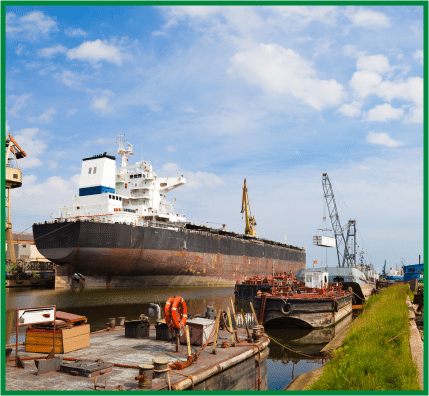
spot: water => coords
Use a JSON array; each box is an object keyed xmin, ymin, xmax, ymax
[{"xmin": 5, "ymin": 286, "xmax": 341, "ymax": 390}]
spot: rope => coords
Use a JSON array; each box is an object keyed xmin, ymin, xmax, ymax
[
  {"xmin": 33, "ymin": 222, "xmax": 73, "ymax": 241},
  {"xmin": 263, "ymin": 333, "xmax": 321, "ymax": 359}
]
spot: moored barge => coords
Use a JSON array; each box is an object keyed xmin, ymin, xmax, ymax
[{"xmin": 237, "ymin": 270, "xmax": 353, "ymax": 328}]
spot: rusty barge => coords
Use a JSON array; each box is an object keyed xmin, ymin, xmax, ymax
[
  {"xmin": 236, "ymin": 270, "xmax": 352, "ymax": 328},
  {"xmin": 32, "ymin": 136, "xmax": 305, "ymax": 287}
]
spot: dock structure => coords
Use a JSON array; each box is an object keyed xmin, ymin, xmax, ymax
[{"xmin": 6, "ymin": 327, "xmax": 269, "ymax": 391}]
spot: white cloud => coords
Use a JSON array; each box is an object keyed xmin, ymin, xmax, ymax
[
  {"xmin": 12, "ymin": 174, "xmax": 81, "ymax": 218},
  {"xmin": 365, "ymin": 103, "xmax": 404, "ymax": 122},
  {"xmin": 6, "ymin": 121, "xmax": 10, "ymax": 134},
  {"xmin": 67, "ymin": 108, "xmax": 79, "ymax": 117},
  {"xmin": 229, "ymin": 43, "xmax": 345, "ymax": 110},
  {"xmin": 185, "ymin": 107, "xmax": 197, "ymax": 113},
  {"xmin": 403, "ymin": 106, "xmax": 423, "ymax": 124},
  {"xmin": 366, "ymin": 131, "xmax": 404, "ymax": 147},
  {"xmin": 412, "ymin": 50, "xmax": 423, "ymax": 64},
  {"xmin": 167, "ymin": 145, "xmax": 177, "ymax": 152},
  {"xmin": 159, "ymin": 162, "xmax": 224, "ymax": 189},
  {"xmin": 337, "ymin": 101, "xmax": 362, "ymax": 118},
  {"xmin": 91, "ymin": 90, "xmax": 114, "ymax": 115},
  {"xmin": 6, "ymin": 11, "xmax": 57, "ymax": 39},
  {"xmin": 377, "ymin": 77, "xmax": 423, "ymax": 106},
  {"xmin": 29, "ymin": 108, "xmax": 56, "ymax": 124},
  {"xmin": 342, "ymin": 44, "xmax": 365, "ymax": 58},
  {"xmin": 349, "ymin": 70, "xmax": 383, "ymax": 98},
  {"xmin": 13, "ymin": 128, "xmax": 47, "ymax": 168},
  {"xmin": 64, "ymin": 28, "xmax": 88, "ymax": 37},
  {"xmin": 67, "ymin": 39, "xmax": 124, "ymax": 66},
  {"xmin": 159, "ymin": 6, "xmax": 338, "ymax": 38},
  {"xmin": 7, "ymin": 93, "xmax": 31, "ymax": 118},
  {"xmin": 54, "ymin": 70, "xmax": 89, "ymax": 89},
  {"xmin": 38, "ymin": 44, "xmax": 67, "ymax": 58},
  {"xmin": 356, "ymin": 54, "xmax": 392, "ymax": 74},
  {"xmin": 48, "ymin": 160, "xmax": 58, "ymax": 170},
  {"xmin": 344, "ymin": 7, "xmax": 390, "ymax": 29}
]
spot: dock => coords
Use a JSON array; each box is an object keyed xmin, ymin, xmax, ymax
[{"xmin": 6, "ymin": 326, "xmax": 269, "ymax": 391}]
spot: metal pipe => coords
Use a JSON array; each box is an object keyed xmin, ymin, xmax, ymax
[{"xmin": 171, "ymin": 337, "xmax": 270, "ymax": 390}]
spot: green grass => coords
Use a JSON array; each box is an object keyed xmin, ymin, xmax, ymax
[{"xmin": 307, "ymin": 283, "xmax": 420, "ymax": 391}]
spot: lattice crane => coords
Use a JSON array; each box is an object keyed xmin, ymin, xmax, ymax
[
  {"xmin": 322, "ymin": 173, "xmax": 356, "ymax": 268},
  {"xmin": 241, "ymin": 178, "xmax": 257, "ymax": 237}
]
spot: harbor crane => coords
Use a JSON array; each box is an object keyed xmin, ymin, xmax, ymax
[
  {"xmin": 322, "ymin": 173, "xmax": 356, "ymax": 268},
  {"xmin": 241, "ymin": 178, "xmax": 257, "ymax": 236},
  {"xmin": 5, "ymin": 134, "xmax": 26, "ymax": 270}
]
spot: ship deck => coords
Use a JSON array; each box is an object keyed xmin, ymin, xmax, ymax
[{"xmin": 6, "ymin": 326, "xmax": 269, "ymax": 391}]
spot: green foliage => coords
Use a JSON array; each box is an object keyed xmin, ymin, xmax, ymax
[{"xmin": 308, "ymin": 284, "xmax": 420, "ymax": 391}]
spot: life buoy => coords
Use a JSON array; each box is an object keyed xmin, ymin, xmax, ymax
[
  {"xmin": 164, "ymin": 296, "xmax": 175, "ymax": 326},
  {"xmin": 169, "ymin": 296, "xmax": 187, "ymax": 329}
]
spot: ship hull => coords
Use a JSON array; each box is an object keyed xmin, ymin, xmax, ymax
[
  {"xmin": 33, "ymin": 221, "xmax": 306, "ymax": 281},
  {"xmin": 253, "ymin": 294, "xmax": 353, "ymax": 329}
]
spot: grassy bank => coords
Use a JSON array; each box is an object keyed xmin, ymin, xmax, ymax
[{"xmin": 307, "ymin": 283, "xmax": 420, "ymax": 391}]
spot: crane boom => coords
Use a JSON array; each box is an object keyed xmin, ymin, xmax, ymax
[
  {"xmin": 241, "ymin": 178, "xmax": 257, "ymax": 236},
  {"xmin": 322, "ymin": 173, "xmax": 356, "ymax": 268}
]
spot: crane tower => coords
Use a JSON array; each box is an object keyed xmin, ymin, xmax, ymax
[
  {"xmin": 5, "ymin": 134, "xmax": 26, "ymax": 269},
  {"xmin": 322, "ymin": 173, "xmax": 356, "ymax": 268},
  {"xmin": 241, "ymin": 178, "xmax": 257, "ymax": 236}
]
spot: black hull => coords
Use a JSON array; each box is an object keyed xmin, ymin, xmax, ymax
[
  {"xmin": 33, "ymin": 221, "xmax": 306, "ymax": 280},
  {"xmin": 253, "ymin": 294, "xmax": 353, "ymax": 328}
]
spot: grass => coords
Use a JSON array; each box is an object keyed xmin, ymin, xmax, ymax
[{"xmin": 307, "ymin": 283, "xmax": 420, "ymax": 391}]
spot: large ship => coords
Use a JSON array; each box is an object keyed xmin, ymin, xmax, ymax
[{"xmin": 33, "ymin": 136, "xmax": 306, "ymax": 287}]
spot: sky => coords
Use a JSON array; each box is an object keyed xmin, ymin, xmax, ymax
[{"xmin": 4, "ymin": 5, "xmax": 425, "ymax": 273}]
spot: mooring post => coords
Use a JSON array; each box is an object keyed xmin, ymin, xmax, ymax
[
  {"xmin": 185, "ymin": 325, "xmax": 191, "ymax": 357},
  {"xmin": 226, "ymin": 307, "xmax": 235, "ymax": 346},
  {"xmin": 175, "ymin": 330, "xmax": 180, "ymax": 352},
  {"xmin": 241, "ymin": 309, "xmax": 251, "ymax": 340},
  {"xmin": 230, "ymin": 298, "xmax": 237, "ymax": 328},
  {"xmin": 212, "ymin": 311, "xmax": 221, "ymax": 354}
]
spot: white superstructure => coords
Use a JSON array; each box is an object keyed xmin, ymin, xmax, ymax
[{"xmin": 53, "ymin": 135, "xmax": 186, "ymax": 226}]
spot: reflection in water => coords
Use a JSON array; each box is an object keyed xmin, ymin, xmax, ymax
[{"xmin": 265, "ymin": 314, "xmax": 352, "ymax": 390}]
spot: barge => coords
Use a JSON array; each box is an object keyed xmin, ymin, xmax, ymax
[
  {"xmin": 32, "ymin": 135, "xmax": 305, "ymax": 286},
  {"xmin": 6, "ymin": 319, "xmax": 269, "ymax": 391},
  {"xmin": 237, "ymin": 270, "xmax": 353, "ymax": 328}
]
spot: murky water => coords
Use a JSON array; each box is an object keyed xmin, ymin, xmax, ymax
[{"xmin": 5, "ymin": 286, "xmax": 345, "ymax": 390}]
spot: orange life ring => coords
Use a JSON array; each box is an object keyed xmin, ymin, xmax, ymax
[
  {"xmin": 170, "ymin": 296, "xmax": 187, "ymax": 329},
  {"xmin": 164, "ymin": 296, "xmax": 175, "ymax": 326}
]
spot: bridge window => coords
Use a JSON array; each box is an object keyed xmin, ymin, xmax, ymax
[
  {"xmin": 88, "ymin": 168, "xmax": 92, "ymax": 174},
  {"xmin": 93, "ymin": 167, "xmax": 97, "ymax": 174}
]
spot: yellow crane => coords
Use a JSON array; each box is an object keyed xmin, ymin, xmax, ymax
[
  {"xmin": 5, "ymin": 133, "xmax": 26, "ymax": 270},
  {"xmin": 241, "ymin": 178, "xmax": 257, "ymax": 236}
]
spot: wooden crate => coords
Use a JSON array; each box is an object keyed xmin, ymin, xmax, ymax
[{"xmin": 25, "ymin": 324, "xmax": 90, "ymax": 354}]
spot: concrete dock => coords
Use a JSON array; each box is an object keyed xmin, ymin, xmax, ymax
[{"xmin": 6, "ymin": 326, "xmax": 269, "ymax": 391}]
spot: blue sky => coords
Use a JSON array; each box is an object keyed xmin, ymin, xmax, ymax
[{"xmin": 5, "ymin": 5, "xmax": 424, "ymax": 272}]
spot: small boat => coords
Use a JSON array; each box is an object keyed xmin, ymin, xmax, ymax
[{"xmin": 237, "ymin": 270, "xmax": 353, "ymax": 329}]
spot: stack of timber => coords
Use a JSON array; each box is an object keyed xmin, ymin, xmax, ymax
[{"xmin": 25, "ymin": 311, "xmax": 89, "ymax": 354}]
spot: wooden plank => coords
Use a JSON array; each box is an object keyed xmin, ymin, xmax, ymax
[
  {"xmin": 25, "ymin": 337, "xmax": 63, "ymax": 346},
  {"xmin": 61, "ymin": 324, "xmax": 90, "ymax": 340},
  {"xmin": 25, "ymin": 344, "xmax": 63, "ymax": 354},
  {"xmin": 62, "ymin": 334, "xmax": 90, "ymax": 353}
]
